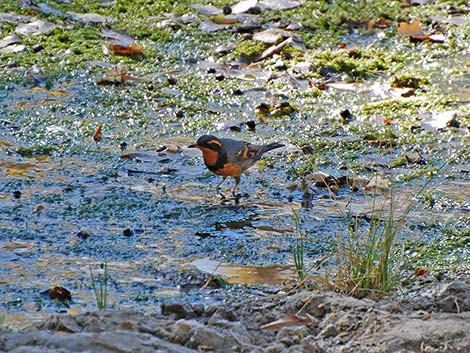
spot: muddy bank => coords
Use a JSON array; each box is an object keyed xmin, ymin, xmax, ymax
[{"xmin": 2, "ymin": 277, "xmax": 470, "ymax": 353}]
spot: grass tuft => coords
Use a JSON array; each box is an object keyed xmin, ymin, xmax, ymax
[
  {"xmin": 291, "ymin": 209, "xmax": 306, "ymax": 283},
  {"xmin": 330, "ymin": 173, "xmax": 435, "ymax": 297},
  {"xmin": 89, "ymin": 262, "xmax": 109, "ymax": 310}
]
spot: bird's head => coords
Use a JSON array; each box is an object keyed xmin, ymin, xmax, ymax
[{"xmin": 188, "ymin": 135, "xmax": 223, "ymax": 152}]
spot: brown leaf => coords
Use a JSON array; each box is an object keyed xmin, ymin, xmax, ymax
[
  {"xmin": 34, "ymin": 205, "xmax": 46, "ymax": 213},
  {"xmin": 49, "ymin": 285, "xmax": 72, "ymax": 301},
  {"xmin": 93, "ymin": 124, "xmax": 102, "ymax": 142},
  {"xmin": 31, "ymin": 86, "xmax": 69, "ymax": 97},
  {"xmin": 398, "ymin": 20, "xmax": 425, "ymax": 37},
  {"xmin": 398, "ymin": 20, "xmax": 446, "ymax": 43},
  {"xmin": 260, "ymin": 314, "xmax": 313, "ymax": 330},
  {"xmin": 415, "ymin": 268, "xmax": 429, "ymax": 276},
  {"xmin": 109, "ymin": 43, "xmax": 144, "ymax": 56},
  {"xmin": 96, "ymin": 67, "xmax": 147, "ymax": 85}
]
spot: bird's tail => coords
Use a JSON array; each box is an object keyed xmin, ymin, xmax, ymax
[{"xmin": 262, "ymin": 142, "xmax": 284, "ymax": 153}]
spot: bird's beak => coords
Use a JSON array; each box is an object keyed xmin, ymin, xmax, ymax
[{"xmin": 188, "ymin": 143, "xmax": 198, "ymax": 148}]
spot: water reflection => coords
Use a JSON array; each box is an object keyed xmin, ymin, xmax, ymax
[{"xmin": 189, "ymin": 258, "xmax": 294, "ymax": 285}]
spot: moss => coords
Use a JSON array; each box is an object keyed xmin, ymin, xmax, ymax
[
  {"xmin": 231, "ymin": 39, "xmax": 267, "ymax": 62},
  {"xmin": 17, "ymin": 146, "xmax": 57, "ymax": 157}
]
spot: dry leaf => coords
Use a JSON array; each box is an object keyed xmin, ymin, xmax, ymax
[
  {"xmin": 34, "ymin": 205, "xmax": 46, "ymax": 213},
  {"xmin": 419, "ymin": 111, "xmax": 458, "ymax": 131},
  {"xmin": 398, "ymin": 20, "xmax": 446, "ymax": 43},
  {"xmin": 256, "ymin": 37, "xmax": 292, "ymax": 61},
  {"xmin": 210, "ymin": 15, "xmax": 237, "ymax": 25},
  {"xmin": 398, "ymin": 20, "xmax": 425, "ymax": 37},
  {"xmin": 260, "ymin": 313, "xmax": 313, "ymax": 330},
  {"xmin": 31, "ymin": 86, "xmax": 69, "ymax": 97},
  {"xmin": 96, "ymin": 67, "xmax": 147, "ymax": 85},
  {"xmin": 232, "ymin": 0, "xmax": 258, "ymax": 14},
  {"xmin": 365, "ymin": 175, "xmax": 391, "ymax": 191},
  {"xmin": 93, "ymin": 124, "xmax": 102, "ymax": 142},
  {"xmin": 415, "ymin": 268, "xmax": 429, "ymax": 276},
  {"xmin": 109, "ymin": 43, "xmax": 144, "ymax": 55}
]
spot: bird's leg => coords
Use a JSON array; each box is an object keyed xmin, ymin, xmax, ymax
[
  {"xmin": 216, "ymin": 176, "xmax": 227, "ymax": 198},
  {"xmin": 232, "ymin": 175, "xmax": 241, "ymax": 198}
]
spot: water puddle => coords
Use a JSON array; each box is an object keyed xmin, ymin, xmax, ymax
[{"xmin": 188, "ymin": 258, "xmax": 294, "ymax": 286}]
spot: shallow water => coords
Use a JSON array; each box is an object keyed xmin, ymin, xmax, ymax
[{"xmin": 1, "ymin": 2, "xmax": 470, "ymax": 331}]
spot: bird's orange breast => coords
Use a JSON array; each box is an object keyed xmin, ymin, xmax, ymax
[
  {"xmin": 199, "ymin": 146, "xmax": 219, "ymax": 166},
  {"xmin": 212, "ymin": 162, "xmax": 244, "ymax": 176}
]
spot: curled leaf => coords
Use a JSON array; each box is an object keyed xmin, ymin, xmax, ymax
[
  {"xmin": 109, "ymin": 43, "xmax": 144, "ymax": 56},
  {"xmin": 398, "ymin": 20, "xmax": 425, "ymax": 37},
  {"xmin": 256, "ymin": 36, "xmax": 292, "ymax": 61},
  {"xmin": 260, "ymin": 313, "xmax": 314, "ymax": 330},
  {"xmin": 93, "ymin": 124, "xmax": 102, "ymax": 142}
]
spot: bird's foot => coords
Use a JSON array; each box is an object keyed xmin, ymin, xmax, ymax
[
  {"xmin": 216, "ymin": 187, "xmax": 226, "ymax": 199},
  {"xmin": 232, "ymin": 192, "xmax": 242, "ymax": 204}
]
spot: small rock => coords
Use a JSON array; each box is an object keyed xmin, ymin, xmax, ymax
[
  {"xmin": 123, "ymin": 228, "xmax": 134, "ymax": 237},
  {"xmin": 161, "ymin": 303, "xmax": 193, "ymax": 319},
  {"xmin": 32, "ymin": 44, "xmax": 44, "ymax": 53},
  {"xmin": 222, "ymin": 5, "xmax": 232, "ymax": 15},
  {"xmin": 76, "ymin": 230, "xmax": 91, "ymax": 240}
]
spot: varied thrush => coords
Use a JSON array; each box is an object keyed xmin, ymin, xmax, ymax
[{"xmin": 189, "ymin": 135, "xmax": 284, "ymax": 196}]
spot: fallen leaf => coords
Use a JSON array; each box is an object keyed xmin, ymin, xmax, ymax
[
  {"xmin": 102, "ymin": 28, "xmax": 135, "ymax": 47},
  {"xmin": 199, "ymin": 18, "xmax": 231, "ymax": 32},
  {"xmin": 401, "ymin": 0, "xmax": 433, "ymax": 7},
  {"xmin": 232, "ymin": 0, "xmax": 258, "ymax": 14},
  {"xmin": 0, "ymin": 34, "xmax": 21, "ymax": 49},
  {"xmin": 259, "ymin": 0, "xmax": 305, "ymax": 11},
  {"xmin": 0, "ymin": 44, "xmax": 26, "ymax": 53},
  {"xmin": 66, "ymin": 11, "xmax": 113, "ymax": 24},
  {"xmin": 34, "ymin": 205, "xmax": 46, "ymax": 213},
  {"xmin": 15, "ymin": 19, "xmax": 56, "ymax": 35},
  {"xmin": 31, "ymin": 86, "xmax": 69, "ymax": 97},
  {"xmin": 260, "ymin": 313, "xmax": 313, "ymax": 330},
  {"xmin": 415, "ymin": 268, "xmax": 429, "ymax": 276},
  {"xmin": 190, "ymin": 4, "xmax": 222, "ymax": 15},
  {"xmin": 398, "ymin": 20, "xmax": 446, "ymax": 43},
  {"xmin": 109, "ymin": 43, "xmax": 144, "ymax": 56},
  {"xmin": 96, "ymin": 67, "xmax": 148, "ymax": 85},
  {"xmin": 409, "ymin": 33, "xmax": 445, "ymax": 43},
  {"xmin": 210, "ymin": 14, "xmax": 237, "ymax": 25},
  {"xmin": 419, "ymin": 111, "xmax": 459, "ymax": 131},
  {"xmin": 93, "ymin": 124, "xmax": 102, "ymax": 142},
  {"xmin": 0, "ymin": 12, "xmax": 31, "ymax": 24},
  {"xmin": 364, "ymin": 175, "xmax": 391, "ymax": 192},
  {"xmin": 256, "ymin": 36, "xmax": 292, "ymax": 61},
  {"xmin": 398, "ymin": 20, "xmax": 425, "ymax": 37},
  {"xmin": 392, "ymin": 77, "xmax": 423, "ymax": 89},
  {"xmin": 4, "ymin": 241, "xmax": 33, "ymax": 250}
]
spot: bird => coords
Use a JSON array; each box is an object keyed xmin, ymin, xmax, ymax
[{"xmin": 189, "ymin": 135, "xmax": 284, "ymax": 197}]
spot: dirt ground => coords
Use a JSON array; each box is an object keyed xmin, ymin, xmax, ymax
[{"xmin": 2, "ymin": 274, "xmax": 470, "ymax": 353}]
